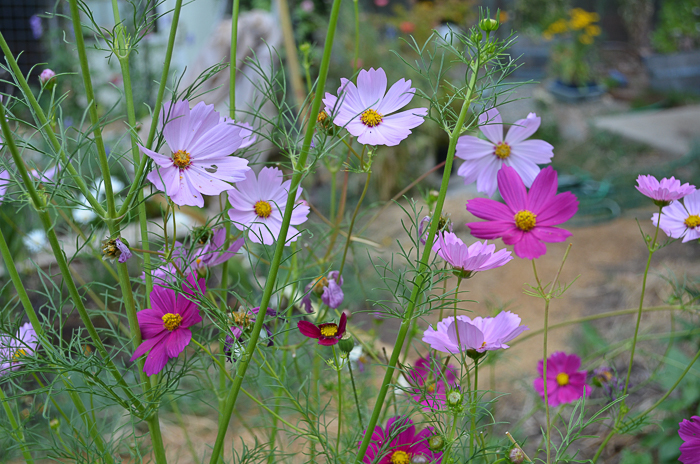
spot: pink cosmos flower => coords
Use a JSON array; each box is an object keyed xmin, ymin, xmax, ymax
[
  {"xmin": 407, "ymin": 356, "xmax": 458, "ymax": 411},
  {"xmin": 191, "ymin": 228, "xmax": 245, "ymax": 271},
  {"xmin": 139, "ymin": 100, "xmax": 251, "ymax": 208},
  {"xmin": 227, "ymin": 167, "xmax": 310, "ymax": 245},
  {"xmin": 301, "ymin": 271, "xmax": 345, "ymax": 312},
  {"xmin": 360, "ymin": 416, "xmax": 442, "ymax": 464},
  {"xmin": 679, "ymin": 416, "xmax": 700, "ymax": 464},
  {"xmin": 466, "ymin": 166, "xmax": 578, "ymax": 260},
  {"xmin": 323, "ymin": 68, "xmax": 428, "ymax": 146},
  {"xmin": 0, "ymin": 170, "xmax": 10, "ymax": 205},
  {"xmin": 533, "ymin": 352, "xmax": 591, "ymax": 407},
  {"xmin": 456, "ymin": 108, "xmax": 554, "ymax": 197},
  {"xmin": 224, "ymin": 307, "xmax": 277, "ymax": 361},
  {"xmin": 422, "ymin": 312, "xmax": 527, "ymax": 355},
  {"xmin": 131, "ymin": 274, "xmax": 205, "ymax": 376},
  {"xmin": 635, "ymin": 175, "xmax": 695, "ymax": 205},
  {"xmin": 652, "ymin": 190, "xmax": 700, "ymax": 243},
  {"xmin": 432, "ymin": 232, "xmax": 513, "ymax": 275},
  {"xmin": 0, "ymin": 323, "xmax": 39, "ymax": 375},
  {"xmin": 297, "ymin": 312, "xmax": 347, "ymax": 346},
  {"xmin": 219, "ymin": 118, "xmax": 256, "ymax": 149}
]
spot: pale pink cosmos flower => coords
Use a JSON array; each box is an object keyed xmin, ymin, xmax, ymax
[
  {"xmin": 0, "ymin": 170, "xmax": 10, "ymax": 205},
  {"xmin": 322, "ymin": 68, "xmax": 428, "ymax": 146},
  {"xmin": 422, "ymin": 312, "xmax": 528, "ymax": 355},
  {"xmin": 652, "ymin": 190, "xmax": 700, "ymax": 243},
  {"xmin": 456, "ymin": 108, "xmax": 554, "ymax": 197},
  {"xmin": 227, "ymin": 167, "xmax": 310, "ymax": 245},
  {"xmin": 636, "ymin": 174, "xmax": 695, "ymax": 205},
  {"xmin": 131, "ymin": 274, "xmax": 205, "ymax": 376},
  {"xmin": 432, "ymin": 231, "xmax": 513, "ymax": 275},
  {"xmin": 0, "ymin": 322, "xmax": 39, "ymax": 376},
  {"xmin": 534, "ymin": 352, "xmax": 591, "ymax": 407},
  {"xmin": 467, "ymin": 166, "xmax": 578, "ymax": 260},
  {"xmin": 191, "ymin": 228, "xmax": 245, "ymax": 271},
  {"xmin": 219, "ymin": 118, "xmax": 256, "ymax": 149},
  {"xmin": 139, "ymin": 100, "xmax": 250, "ymax": 208}
]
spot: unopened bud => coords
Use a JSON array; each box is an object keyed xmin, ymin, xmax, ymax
[
  {"xmin": 467, "ymin": 349, "xmax": 487, "ymax": 361},
  {"xmin": 470, "ymin": 29, "xmax": 483, "ymax": 43},
  {"xmin": 411, "ymin": 455, "xmax": 429, "ymax": 464},
  {"xmin": 428, "ymin": 434, "xmax": 445, "ymax": 452},
  {"xmin": 299, "ymin": 43, "xmax": 311, "ymax": 55},
  {"xmin": 50, "ymin": 418, "xmax": 60, "ymax": 430},
  {"xmin": 508, "ymin": 447, "xmax": 525, "ymax": 464},
  {"xmin": 39, "ymin": 69, "xmax": 56, "ymax": 89},
  {"xmin": 479, "ymin": 18, "xmax": 499, "ymax": 32},
  {"xmin": 338, "ymin": 334, "xmax": 354, "ymax": 355},
  {"xmin": 447, "ymin": 389, "xmax": 463, "ymax": 406}
]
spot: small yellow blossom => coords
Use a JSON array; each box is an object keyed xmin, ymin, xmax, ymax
[{"xmin": 579, "ymin": 34, "xmax": 594, "ymax": 45}]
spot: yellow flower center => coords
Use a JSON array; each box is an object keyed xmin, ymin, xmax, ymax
[
  {"xmin": 494, "ymin": 142, "xmax": 511, "ymax": 159},
  {"xmin": 12, "ymin": 349, "xmax": 28, "ymax": 362},
  {"xmin": 319, "ymin": 324, "xmax": 338, "ymax": 338},
  {"xmin": 514, "ymin": 210, "xmax": 537, "ymax": 231},
  {"xmin": 556, "ymin": 372, "xmax": 570, "ymax": 386},
  {"xmin": 254, "ymin": 200, "xmax": 272, "ymax": 219},
  {"xmin": 685, "ymin": 214, "xmax": 700, "ymax": 229},
  {"xmin": 427, "ymin": 384, "xmax": 435, "ymax": 393},
  {"xmin": 313, "ymin": 276, "xmax": 329, "ymax": 294},
  {"xmin": 162, "ymin": 313, "xmax": 183, "ymax": 331},
  {"xmin": 360, "ymin": 109, "xmax": 383, "ymax": 127},
  {"xmin": 390, "ymin": 450, "xmax": 411, "ymax": 464},
  {"xmin": 317, "ymin": 111, "xmax": 328, "ymax": 123},
  {"xmin": 172, "ymin": 150, "xmax": 192, "ymax": 169},
  {"xmin": 231, "ymin": 311, "xmax": 252, "ymax": 328}
]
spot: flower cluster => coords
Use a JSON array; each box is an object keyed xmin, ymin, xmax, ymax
[{"xmin": 543, "ymin": 8, "xmax": 601, "ymax": 43}]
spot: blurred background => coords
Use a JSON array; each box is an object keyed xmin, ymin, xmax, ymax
[{"xmin": 1, "ymin": 0, "xmax": 700, "ymax": 462}]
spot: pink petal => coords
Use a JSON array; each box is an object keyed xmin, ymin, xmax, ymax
[
  {"xmin": 532, "ymin": 226, "xmax": 572, "ymax": 243},
  {"xmin": 165, "ymin": 328, "xmax": 192, "ymax": 358},
  {"xmin": 537, "ymin": 192, "xmax": 579, "ymax": 226},
  {"xmin": 143, "ymin": 343, "xmax": 170, "ymax": 376},
  {"xmin": 479, "ymin": 108, "xmax": 504, "ymax": 144},
  {"xmin": 476, "ymin": 157, "xmax": 503, "ymax": 197},
  {"xmin": 298, "ymin": 321, "xmax": 321, "ymax": 339},
  {"xmin": 510, "ymin": 139, "xmax": 554, "ymax": 164},
  {"xmin": 467, "ymin": 221, "xmax": 514, "ymax": 239},
  {"xmin": 170, "ymin": 174, "xmax": 205, "ymax": 207},
  {"xmin": 527, "ymin": 166, "xmax": 557, "ymax": 213},
  {"xmin": 139, "ymin": 145, "xmax": 174, "ymax": 168},
  {"xmin": 466, "ymin": 198, "xmax": 513, "ymax": 221},
  {"xmin": 505, "ymin": 155, "xmax": 540, "ymax": 188},
  {"xmin": 455, "ymin": 135, "xmax": 495, "ymax": 161},
  {"xmin": 512, "ymin": 232, "xmax": 547, "ymax": 259},
  {"xmin": 137, "ymin": 310, "xmax": 167, "ymax": 339},
  {"xmin": 357, "ymin": 68, "xmax": 387, "ymax": 109},
  {"xmin": 377, "ymin": 78, "xmax": 415, "ymax": 114},
  {"xmin": 505, "ymin": 113, "xmax": 541, "ymax": 144},
  {"xmin": 497, "ymin": 166, "xmax": 528, "ymax": 211},
  {"xmin": 131, "ymin": 332, "xmax": 168, "ymax": 361}
]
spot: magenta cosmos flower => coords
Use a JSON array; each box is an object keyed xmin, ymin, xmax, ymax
[
  {"xmin": 456, "ymin": 108, "xmax": 554, "ymax": 197},
  {"xmin": 652, "ymin": 190, "xmax": 700, "ymax": 243},
  {"xmin": 0, "ymin": 323, "xmax": 39, "ymax": 375},
  {"xmin": 679, "ymin": 416, "xmax": 700, "ymax": 463},
  {"xmin": 433, "ymin": 232, "xmax": 513, "ymax": 276},
  {"xmin": 533, "ymin": 352, "xmax": 591, "ymax": 407},
  {"xmin": 227, "ymin": 167, "xmax": 310, "ymax": 245},
  {"xmin": 407, "ymin": 356, "xmax": 458, "ymax": 411},
  {"xmin": 467, "ymin": 166, "xmax": 578, "ymax": 260},
  {"xmin": 422, "ymin": 311, "xmax": 527, "ymax": 355},
  {"xmin": 636, "ymin": 175, "xmax": 695, "ymax": 205},
  {"xmin": 131, "ymin": 274, "xmax": 205, "ymax": 375},
  {"xmin": 323, "ymin": 68, "xmax": 428, "ymax": 146},
  {"xmin": 360, "ymin": 416, "xmax": 442, "ymax": 464},
  {"xmin": 139, "ymin": 100, "xmax": 250, "ymax": 208},
  {"xmin": 297, "ymin": 312, "xmax": 347, "ymax": 346}
]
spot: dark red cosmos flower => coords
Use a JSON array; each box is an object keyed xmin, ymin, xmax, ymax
[{"xmin": 297, "ymin": 312, "xmax": 347, "ymax": 346}]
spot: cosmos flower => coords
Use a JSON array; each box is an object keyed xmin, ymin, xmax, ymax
[
  {"xmin": 636, "ymin": 175, "xmax": 695, "ymax": 206},
  {"xmin": 432, "ymin": 232, "xmax": 513, "ymax": 276},
  {"xmin": 297, "ymin": 312, "xmax": 347, "ymax": 346},
  {"xmin": 679, "ymin": 416, "xmax": 700, "ymax": 464},
  {"xmin": 219, "ymin": 118, "xmax": 256, "ymax": 149},
  {"xmin": 140, "ymin": 100, "xmax": 251, "ymax": 207},
  {"xmin": 407, "ymin": 356, "xmax": 458, "ymax": 411},
  {"xmin": 456, "ymin": 108, "xmax": 554, "ymax": 197},
  {"xmin": 102, "ymin": 237, "xmax": 132, "ymax": 263},
  {"xmin": 301, "ymin": 271, "xmax": 345, "ymax": 312},
  {"xmin": 360, "ymin": 416, "xmax": 442, "ymax": 464},
  {"xmin": 652, "ymin": 190, "xmax": 700, "ymax": 243},
  {"xmin": 467, "ymin": 166, "xmax": 578, "ymax": 260},
  {"xmin": 23, "ymin": 229, "xmax": 48, "ymax": 253},
  {"xmin": 418, "ymin": 214, "xmax": 453, "ymax": 246},
  {"xmin": 224, "ymin": 307, "xmax": 277, "ymax": 361},
  {"xmin": 130, "ymin": 274, "xmax": 205, "ymax": 376},
  {"xmin": 0, "ymin": 170, "xmax": 10, "ymax": 205},
  {"xmin": 191, "ymin": 228, "xmax": 245, "ymax": 271},
  {"xmin": 422, "ymin": 312, "xmax": 527, "ymax": 355},
  {"xmin": 323, "ymin": 68, "xmax": 428, "ymax": 146},
  {"xmin": 227, "ymin": 167, "xmax": 310, "ymax": 246},
  {"xmin": 0, "ymin": 323, "xmax": 39, "ymax": 375},
  {"xmin": 533, "ymin": 352, "xmax": 591, "ymax": 407}
]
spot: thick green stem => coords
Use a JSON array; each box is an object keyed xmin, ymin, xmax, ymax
[
  {"xmin": 624, "ymin": 206, "xmax": 663, "ymax": 397},
  {"xmin": 0, "ymin": 388, "xmax": 35, "ymax": 464},
  {"xmin": 354, "ymin": 58, "xmax": 480, "ymax": 463},
  {"xmin": 206, "ymin": 0, "xmax": 343, "ymax": 460}
]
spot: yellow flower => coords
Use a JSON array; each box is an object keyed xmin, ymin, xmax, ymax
[
  {"xmin": 585, "ymin": 25, "xmax": 601, "ymax": 37},
  {"xmin": 579, "ymin": 34, "xmax": 593, "ymax": 45},
  {"xmin": 543, "ymin": 32, "xmax": 553, "ymax": 41}
]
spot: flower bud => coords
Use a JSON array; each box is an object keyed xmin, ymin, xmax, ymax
[
  {"xmin": 428, "ymin": 434, "xmax": 445, "ymax": 452},
  {"xmin": 299, "ymin": 42, "xmax": 311, "ymax": 55},
  {"xmin": 317, "ymin": 110, "xmax": 338, "ymax": 136},
  {"xmin": 50, "ymin": 418, "xmax": 60, "ymax": 430},
  {"xmin": 470, "ymin": 29, "xmax": 483, "ymax": 43},
  {"xmin": 508, "ymin": 447, "xmax": 525, "ymax": 464},
  {"xmin": 338, "ymin": 334, "xmax": 354, "ymax": 355},
  {"xmin": 479, "ymin": 18, "xmax": 499, "ymax": 32},
  {"xmin": 447, "ymin": 389, "xmax": 463, "ymax": 406},
  {"xmin": 466, "ymin": 349, "xmax": 487, "ymax": 361},
  {"xmin": 39, "ymin": 69, "xmax": 56, "ymax": 89},
  {"xmin": 411, "ymin": 455, "xmax": 429, "ymax": 464},
  {"xmin": 191, "ymin": 225, "xmax": 213, "ymax": 245}
]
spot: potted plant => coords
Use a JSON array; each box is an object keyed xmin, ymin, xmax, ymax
[{"xmin": 543, "ymin": 8, "xmax": 606, "ymax": 102}]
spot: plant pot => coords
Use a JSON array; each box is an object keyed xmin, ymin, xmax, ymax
[
  {"xmin": 547, "ymin": 79, "xmax": 606, "ymax": 102},
  {"xmin": 644, "ymin": 50, "xmax": 700, "ymax": 95}
]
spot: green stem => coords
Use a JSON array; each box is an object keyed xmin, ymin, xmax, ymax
[
  {"xmin": 471, "ymin": 361, "xmax": 479, "ymax": 459},
  {"xmin": 337, "ymin": 170, "xmax": 371, "ymax": 277},
  {"xmin": 229, "ymin": 0, "xmax": 240, "ymax": 118},
  {"xmin": 0, "ymin": 388, "xmax": 35, "ymax": 464},
  {"xmin": 355, "ymin": 58, "xmax": 480, "ymax": 463},
  {"xmin": 333, "ymin": 347, "xmax": 343, "ymax": 456},
  {"xmin": 624, "ymin": 206, "xmax": 663, "ymax": 397},
  {"xmin": 352, "ymin": 0, "xmax": 360, "ymax": 73},
  {"xmin": 541, "ymin": 293, "xmax": 551, "ymax": 464},
  {"xmin": 347, "ymin": 356, "xmax": 364, "ymax": 429},
  {"xmin": 206, "ymin": 0, "xmax": 343, "ymax": 460}
]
